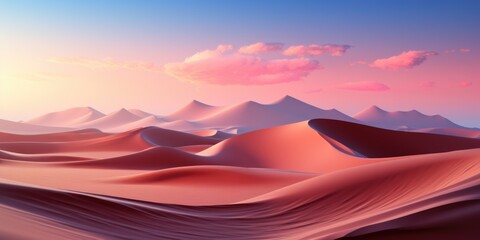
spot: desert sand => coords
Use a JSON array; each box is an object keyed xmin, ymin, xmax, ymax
[{"xmin": 1, "ymin": 117, "xmax": 480, "ymax": 239}]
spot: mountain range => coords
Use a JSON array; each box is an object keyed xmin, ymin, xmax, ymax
[{"xmin": 1, "ymin": 95, "xmax": 477, "ymax": 138}]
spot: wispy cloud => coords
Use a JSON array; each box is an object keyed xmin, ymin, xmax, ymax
[
  {"xmin": 337, "ymin": 81, "xmax": 390, "ymax": 91},
  {"xmin": 444, "ymin": 48, "xmax": 471, "ymax": 54},
  {"xmin": 164, "ymin": 44, "xmax": 321, "ymax": 85},
  {"xmin": 238, "ymin": 42, "xmax": 284, "ymax": 54},
  {"xmin": 48, "ymin": 57, "xmax": 163, "ymax": 72},
  {"xmin": 283, "ymin": 44, "xmax": 351, "ymax": 57},
  {"xmin": 370, "ymin": 50, "xmax": 438, "ymax": 70}
]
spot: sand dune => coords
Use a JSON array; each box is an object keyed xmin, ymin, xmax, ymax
[
  {"xmin": 191, "ymin": 129, "xmax": 235, "ymax": 140},
  {"xmin": 309, "ymin": 119, "xmax": 480, "ymax": 158},
  {"xmin": 0, "ymin": 126, "xmax": 219, "ymax": 154},
  {"xmin": 1, "ymin": 118, "xmax": 479, "ymax": 239},
  {"xmin": 0, "ymin": 150, "xmax": 89, "ymax": 162},
  {"xmin": 0, "ymin": 119, "xmax": 73, "ymax": 134},
  {"xmin": 1, "ymin": 148, "xmax": 478, "ymax": 238},
  {"xmin": 0, "ymin": 128, "xmax": 107, "ymax": 142}
]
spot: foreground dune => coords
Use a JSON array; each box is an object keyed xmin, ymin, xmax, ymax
[{"xmin": 0, "ymin": 119, "xmax": 479, "ymax": 239}]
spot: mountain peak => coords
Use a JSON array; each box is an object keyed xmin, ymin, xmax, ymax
[
  {"xmin": 187, "ymin": 100, "xmax": 212, "ymax": 108},
  {"xmin": 164, "ymin": 99, "xmax": 220, "ymax": 121},
  {"xmin": 116, "ymin": 108, "xmax": 130, "ymax": 113},
  {"xmin": 280, "ymin": 95, "xmax": 295, "ymax": 101},
  {"xmin": 368, "ymin": 105, "xmax": 385, "ymax": 112},
  {"xmin": 26, "ymin": 106, "xmax": 105, "ymax": 127},
  {"xmin": 354, "ymin": 105, "xmax": 463, "ymax": 130},
  {"xmin": 355, "ymin": 105, "xmax": 387, "ymax": 116},
  {"xmin": 274, "ymin": 95, "xmax": 302, "ymax": 104},
  {"xmin": 110, "ymin": 108, "xmax": 139, "ymax": 118}
]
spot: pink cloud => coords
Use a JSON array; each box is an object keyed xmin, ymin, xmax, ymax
[
  {"xmin": 337, "ymin": 81, "xmax": 390, "ymax": 91},
  {"xmin": 460, "ymin": 81, "xmax": 473, "ymax": 87},
  {"xmin": 49, "ymin": 57, "xmax": 162, "ymax": 71},
  {"xmin": 164, "ymin": 44, "xmax": 320, "ymax": 85},
  {"xmin": 238, "ymin": 42, "xmax": 284, "ymax": 54},
  {"xmin": 444, "ymin": 48, "xmax": 471, "ymax": 54},
  {"xmin": 370, "ymin": 50, "xmax": 438, "ymax": 70},
  {"xmin": 283, "ymin": 44, "xmax": 351, "ymax": 56},
  {"xmin": 184, "ymin": 44, "xmax": 233, "ymax": 62}
]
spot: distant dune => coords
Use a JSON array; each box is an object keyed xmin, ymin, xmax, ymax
[{"xmin": 0, "ymin": 119, "xmax": 73, "ymax": 134}]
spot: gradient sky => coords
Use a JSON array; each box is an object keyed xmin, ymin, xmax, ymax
[{"xmin": 1, "ymin": 0, "xmax": 479, "ymax": 126}]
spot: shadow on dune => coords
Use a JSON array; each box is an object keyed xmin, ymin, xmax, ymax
[{"xmin": 309, "ymin": 119, "xmax": 480, "ymax": 158}]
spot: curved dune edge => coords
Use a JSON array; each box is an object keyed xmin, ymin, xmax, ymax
[
  {"xmin": 308, "ymin": 119, "xmax": 480, "ymax": 158},
  {"xmin": 106, "ymin": 165, "xmax": 314, "ymax": 184},
  {"xmin": 0, "ymin": 150, "xmax": 90, "ymax": 162},
  {"xmin": 0, "ymin": 128, "xmax": 108, "ymax": 143},
  {"xmin": 340, "ymin": 199, "xmax": 480, "ymax": 240}
]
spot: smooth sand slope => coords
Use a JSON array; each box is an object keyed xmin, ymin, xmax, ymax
[{"xmin": 1, "ymin": 119, "xmax": 479, "ymax": 239}]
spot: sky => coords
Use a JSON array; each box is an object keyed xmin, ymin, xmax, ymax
[{"xmin": 1, "ymin": 0, "xmax": 479, "ymax": 127}]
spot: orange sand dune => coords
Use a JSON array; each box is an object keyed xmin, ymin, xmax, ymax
[
  {"xmin": 191, "ymin": 129, "xmax": 235, "ymax": 140},
  {"xmin": 0, "ymin": 150, "xmax": 88, "ymax": 162},
  {"xmin": 0, "ymin": 119, "xmax": 73, "ymax": 134},
  {"xmin": 0, "ymin": 128, "xmax": 108, "ymax": 142},
  {"xmin": 60, "ymin": 146, "xmax": 205, "ymax": 169},
  {"xmin": 309, "ymin": 119, "xmax": 480, "ymax": 157},
  {"xmin": 0, "ymin": 119, "xmax": 479, "ymax": 239},
  {"xmin": 0, "ymin": 126, "xmax": 219, "ymax": 154},
  {"xmin": 200, "ymin": 119, "xmax": 480, "ymax": 172}
]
